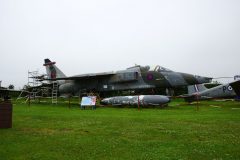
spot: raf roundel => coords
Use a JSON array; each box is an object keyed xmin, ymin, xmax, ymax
[
  {"xmin": 228, "ymin": 86, "xmax": 233, "ymax": 91},
  {"xmin": 147, "ymin": 74, "xmax": 154, "ymax": 80}
]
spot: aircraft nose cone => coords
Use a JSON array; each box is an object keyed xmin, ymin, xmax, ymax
[
  {"xmin": 166, "ymin": 97, "xmax": 171, "ymax": 103},
  {"xmin": 163, "ymin": 96, "xmax": 171, "ymax": 104},
  {"xmin": 143, "ymin": 95, "xmax": 170, "ymax": 105},
  {"xmin": 100, "ymin": 98, "xmax": 111, "ymax": 105},
  {"xmin": 100, "ymin": 99, "xmax": 107, "ymax": 105}
]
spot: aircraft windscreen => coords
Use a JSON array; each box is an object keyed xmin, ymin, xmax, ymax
[
  {"xmin": 139, "ymin": 65, "xmax": 150, "ymax": 72},
  {"xmin": 149, "ymin": 65, "xmax": 172, "ymax": 72}
]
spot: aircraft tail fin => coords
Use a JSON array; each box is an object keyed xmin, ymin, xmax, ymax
[
  {"xmin": 43, "ymin": 59, "xmax": 66, "ymax": 79},
  {"xmin": 188, "ymin": 84, "xmax": 207, "ymax": 95},
  {"xmin": 230, "ymin": 80, "xmax": 240, "ymax": 96}
]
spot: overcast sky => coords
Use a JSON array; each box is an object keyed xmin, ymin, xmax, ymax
[{"xmin": 0, "ymin": 0, "xmax": 240, "ymax": 89}]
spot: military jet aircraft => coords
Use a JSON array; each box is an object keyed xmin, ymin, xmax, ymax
[
  {"xmin": 182, "ymin": 80, "xmax": 240, "ymax": 102},
  {"xmin": 43, "ymin": 59, "xmax": 212, "ymax": 97}
]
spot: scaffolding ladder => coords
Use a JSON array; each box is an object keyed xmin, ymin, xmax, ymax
[{"xmin": 52, "ymin": 81, "xmax": 58, "ymax": 104}]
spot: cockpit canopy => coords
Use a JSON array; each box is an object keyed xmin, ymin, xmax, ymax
[
  {"xmin": 150, "ymin": 65, "xmax": 172, "ymax": 72},
  {"xmin": 139, "ymin": 65, "xmax": 172, "ymax": 72},
  {"xmin": 127, "ymin": 65, "xmax": 172, "ymax": 72}
]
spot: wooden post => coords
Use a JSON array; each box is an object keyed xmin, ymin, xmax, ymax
[
  {"xmin": 196, "ymin": 94, "xmax": 199, "ymax": 111},
  {"xmin": 138, "ymin": 95, "xmax": 140, "ymax": 111},
  {"xmin": 28, "ymin": 93, "xmax": 31, "ymax": 107},
  {"xmin": 0, "ymin": 101, "xmax": 12, "ymax": 128},
  {"xmin": 68, "ymin": 96, "xmax": 71, "ymax": 108}
]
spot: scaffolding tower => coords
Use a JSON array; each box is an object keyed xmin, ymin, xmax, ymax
[
  {"xmin": 28, "ymin": 70, "xmax": 42, "ymax": 98},
  {"xmin": 17, "ymin": 69, "xmax": 60, "ymax": 104},
  {"xmin": 17, "ymin": 70, "xmax": 52, "ymax": 101}
]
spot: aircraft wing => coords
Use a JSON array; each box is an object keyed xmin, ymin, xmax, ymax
[
  {"xmin": 230, "ymin": 80, "xmax": 240, "ymax": 96},
  {"xmin": 45, "ymin": 72, "xmax": 115, "ymax": 81}
]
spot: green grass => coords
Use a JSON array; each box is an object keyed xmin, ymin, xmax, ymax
[{"xmin": 0, "ymin": 99, "xmax": 240, "ymax": 160}]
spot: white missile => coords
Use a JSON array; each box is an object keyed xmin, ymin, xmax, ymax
[{"xmin": 101, "ymin": 95, "xmax": 170, "ymax": 106}]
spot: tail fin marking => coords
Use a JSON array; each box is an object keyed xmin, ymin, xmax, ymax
[{"xmin": 43, "ymin": 58, "xmax": 66, "ymax": 79}]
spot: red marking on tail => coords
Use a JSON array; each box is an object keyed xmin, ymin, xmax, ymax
[{"xmin": 43, "ymin": 62, "xmax": 56, "ymax": 66}]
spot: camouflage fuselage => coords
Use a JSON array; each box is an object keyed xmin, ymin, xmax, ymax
[{"xmin": 59, "ymin": 65, "xmax": 211, "ymax": 96}]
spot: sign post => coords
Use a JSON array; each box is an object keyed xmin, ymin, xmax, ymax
[{"xmin": 80, "ymin": 96, "xmax": 97, "ymax": 110}]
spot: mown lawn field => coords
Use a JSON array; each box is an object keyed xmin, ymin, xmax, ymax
[{"xmin": 0, "ymin": 99, "xmax": 240, "ymax": 160}]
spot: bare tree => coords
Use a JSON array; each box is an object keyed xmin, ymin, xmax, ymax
[{"xmin": 8, "ymin": 84, "xmax": 14, "ymax": 90}]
